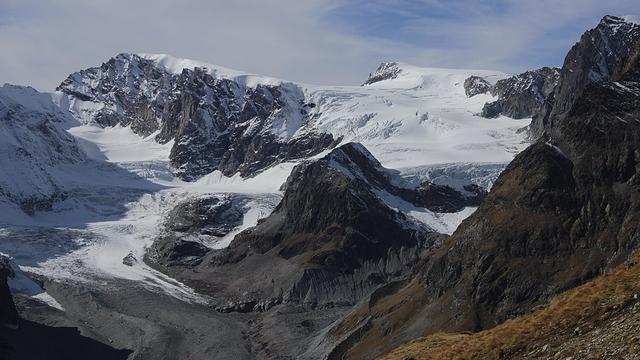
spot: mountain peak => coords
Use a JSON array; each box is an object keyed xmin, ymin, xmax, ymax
[
  {"xmin": 363, "ymin": 62, "xmax": 403, "ymax": 85},
  {"xmin": 601, "ymin": 14, "xmax": 640, "ymax": 26},
  {"xmin": 599, "ymin": 15, "xmax": 640, "ymax": 36}
]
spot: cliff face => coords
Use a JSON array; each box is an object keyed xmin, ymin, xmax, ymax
[
  {"xmin": 326, "ymin": 16, "xmax": 640, "ymax": 359},
  {"xmin": 143, "ymin": 143, "xmax": 490, "ymax": 310},
  {"xmin": 0, "ymin": 256, "xmax": 19, "ymax": 356},
  {"xmin": 481, "ymin": 67, "xmax": 560, "ymax": 119},
  {"xmin": 58, "ymin": 54, "xmax": 336, "ymax": 180},
  {"xmin": 531, "ymin": 15, "xmax": 640, "ymax": 138}
]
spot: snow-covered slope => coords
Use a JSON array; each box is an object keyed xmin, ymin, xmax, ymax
[
  {"xmin": 305, "ymin": 62, "xmax": 525, "ymax": 169},
  {"xmin": 0, "ymin": 84, "xmax": 85, "ymax": 216}
]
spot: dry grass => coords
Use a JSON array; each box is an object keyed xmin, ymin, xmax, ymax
[{"xmin": 379, "ymin": 254, "xmax": 640, "ymax": 360}]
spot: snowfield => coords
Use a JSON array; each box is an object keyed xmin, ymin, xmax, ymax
[{"xmin": 0, "ymin": 57, "xmax": 529, "ymax": 309}]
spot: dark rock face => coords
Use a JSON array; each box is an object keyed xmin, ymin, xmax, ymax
[
  {"xmin": 0, "ymin": 256, "xmax": 19, "ymax": 331},
  {"xmin": 211, "ymin": 143, "xmax": 435, "ymax": 268},
  {"xmin": 146, "ymin": 194, "xmax": 246, "ymax": 267},
  {"xmin": 19, "ymin": 192, "xmax": 67, "ymax": 216},
  {"xmin": 165, "ymin": 195, "xmax": 244, "ymax": 236},
  {"xmin": 58, "ymin": 54, "xmax": 336, "ymax": 180},
  {"xmin": 363, "ymin": 62, "xmax": 402, "ymax": 85},
  {"xmin": 411, "ymin": 183, "xmax": 485, "ymax": 213},
  {"xmin": 328, "ymin": 16, "xmax": 640, "ymax": 359},
  {"xmin": 479, "ymin": 67, "xmax": 560, "ymax": 119},
  {"xmin": 145, "ymin": 143, "xmax": 463, "ymax": 310},
  {"xmin": 480, "ymin": 99, "xmax": 506, "ymax": 119},
  {"xmin": 531, "ymin": 15, "xmax": 640, "ymax": 137},
  {"xmin": 463, "ymin": 76, "xmax": 491, "ymax": 97}
]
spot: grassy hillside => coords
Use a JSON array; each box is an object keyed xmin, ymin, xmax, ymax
[{"xmin": 380, "ymin": 253, "xmax": 640, "ymax": 360}]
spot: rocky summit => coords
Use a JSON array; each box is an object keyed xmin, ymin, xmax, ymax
[
  {"xmin": 2, "ymin": 12, "xmax": 640, "ymax": 360},
  {"xmin": 323, "ymin": 15, "xmax": 640, "ymax": 359},
  {"xmin": 58, "ymin": 53, "xmax": 336, "ymax": 180}
]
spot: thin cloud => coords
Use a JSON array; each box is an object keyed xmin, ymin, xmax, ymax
[{"xmin": 1, "ymin": 0, "xmax": 639, "ymax": 90}]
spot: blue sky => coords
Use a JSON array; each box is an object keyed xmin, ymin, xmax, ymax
[{"xmin": 1, "ymin": 0, "xmax": 640, "ymax": 90}]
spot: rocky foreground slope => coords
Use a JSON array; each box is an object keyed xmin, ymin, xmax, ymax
[
  {"xmin": 330, "ymin": 14, "xmax": 640, "ymax": 359},
  {"xmin": 382, "ymin": 253, "xmax": 640, "ymax": 360}
]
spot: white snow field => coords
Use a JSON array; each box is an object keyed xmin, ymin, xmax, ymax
[{"xmin": 0, "ymin": 57, "xmax": 530, "ymax": 308}]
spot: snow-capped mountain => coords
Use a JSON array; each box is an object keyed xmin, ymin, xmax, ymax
[
  {"xmin": 58, "ymin": 53, "xmax": 528, "ymax": 181},
  {"xmin": 0, "ymin": 52, "xmax": 531, "ymax": 307},
  {"xmin": 2, "ymin": 47, "xmax": 532, "ymax": 360},
  {"xmin": 58, "ymin": 53, "xmax": 335, "ymax": 180}
]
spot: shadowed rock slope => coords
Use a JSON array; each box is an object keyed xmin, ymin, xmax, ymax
[
  {"xmin": 323, "ymin": 15, "xmax": 640, "ymax": 359},
  {"xmin": 0, "ymin": 255, "xmax": 132, "ymax": 360},
  {"xmin": 532, "ymin": 15, "xmax": 640, "ymax": 138},
  {"xmin": 145, "ymin": 143, "xmax": 486, "ymax": 311}
]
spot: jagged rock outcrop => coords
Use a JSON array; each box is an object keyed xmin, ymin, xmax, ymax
[
  {"xmin": 463, "ymin": 76, "xmax": 491, "ymax": 97},
  {"xmin": 363, "ymin": 62, "xmax": 402, "ymax": 85},
  {"xmin": 531, "ymin": 15, "xmax": 640, "ymax": 137},
  {"xmin": 478, "ymin": 67, "xmax": 560, "ymax": 119},
  {"xmin": 145, "ymin": 143, "xmax": 487, "ymax": 310},
  {"xmin": 326, "ymin": 15, "xmax": 640, "ymax": 359},
  {"xmin": 58, "ymin": 53, "xmax": 337, "ymax": 180},
  {"xmin": 146, "ymin": 194, "xmax": 247, "ymax": 267}
]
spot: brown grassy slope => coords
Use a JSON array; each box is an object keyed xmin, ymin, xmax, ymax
[{"xmin": 379, "ymin": 254, "xmax": 640, "ymax": 360}]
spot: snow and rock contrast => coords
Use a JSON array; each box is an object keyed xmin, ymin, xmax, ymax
[
  {"xmin": 58, "ymin": 53, "xmax": 336, "ymax": 180},
  {"xmin": 481, "ymin": 67, "xmax": 560, "ymax": 119},
  {"xmin": 531, "ymin": 15, "xmax": 640, "ymax": 137},
  {"xmin": 147, "ymin": 143, "xmax": 447, "ymax": 311},
  {"xmin": 327, "ymin": 15, "xmax": 640, "ymax": 359},
  {"xmin": 0, "ymin": 48, "xmax": 535, "ymax": 359}
]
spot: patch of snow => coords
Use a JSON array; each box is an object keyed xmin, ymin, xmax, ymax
[
  {"xmin": 209, "ymin": 196, "xmax": 279, "ymax": 249},
  {"xmin": 373, "ymin": 189, "xmax": 477, "ymax": 235},
  {"xmin": 622, "ymin": 15, "xmax": 640, "ymax": 26},
  {"xmin": 1, "ymin": 253, "xmax": 65, "ymax": 311},
  {"xmin": 139, "ymin": 53, "xmax": 285, "ymax": 87}
]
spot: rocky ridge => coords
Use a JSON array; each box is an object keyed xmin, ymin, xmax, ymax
[
  {"xmin": 531, "ymin": 15, "xmax": 640, "ymax": 137},
  {"xmin": 363, "ymin": 62, "xmax": 403, "ymax": 85},
  {"xmin": 144, "ymin": 143, "xmax": 488, "ymax": 312},
  {"xmin": 58, "ymin": 53, "xmax": 337, "ymax": 180},
  {"xmin": 464, "ymin": 67, "xmax": 560, "ymax": 119},
  {"xmin": 325, "ymin": 15, "xmax": 640, "ymax": 359}
]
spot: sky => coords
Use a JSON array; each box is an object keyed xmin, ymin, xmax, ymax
[{"xmin": 1, "ymin": 0, "xmax": 640, "ymax": 91}]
